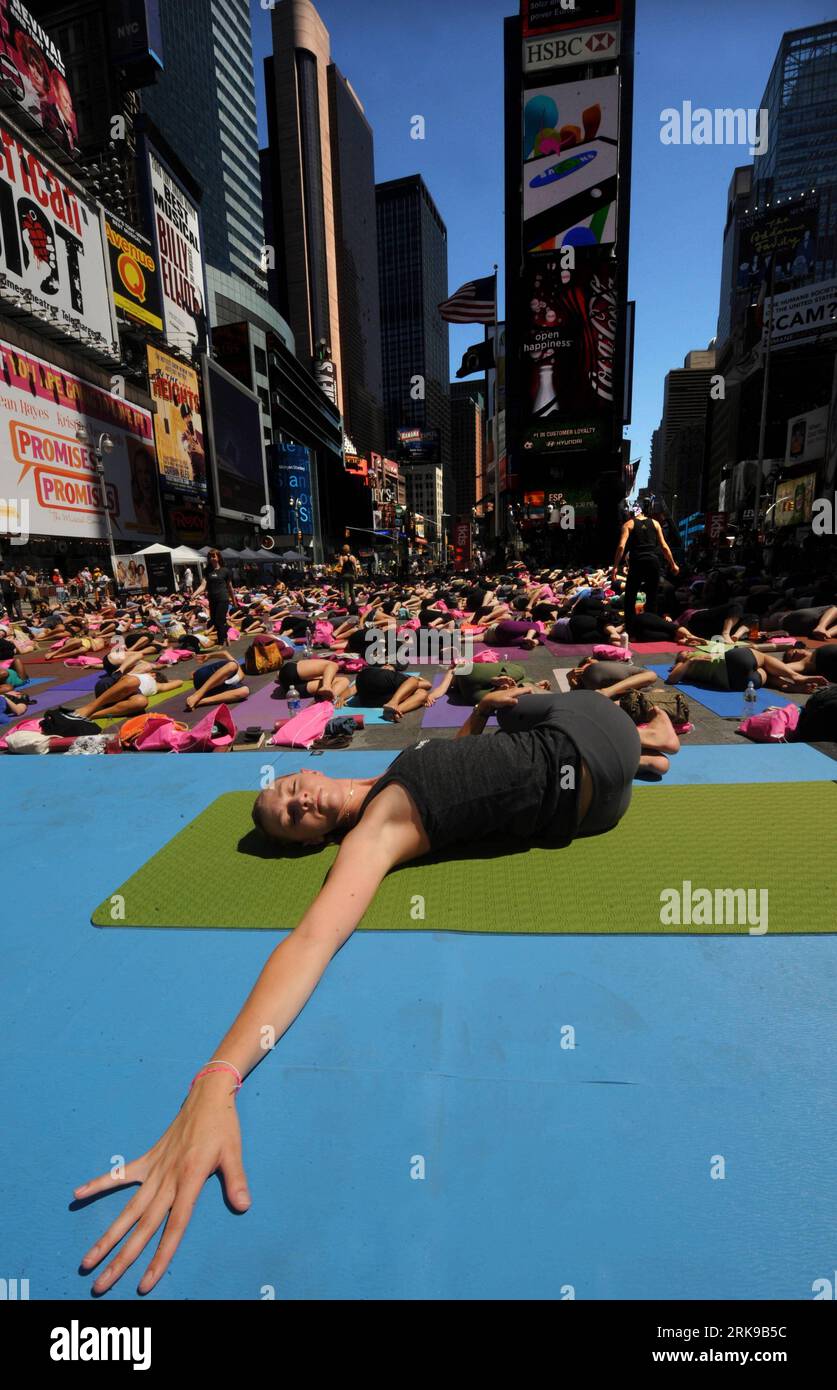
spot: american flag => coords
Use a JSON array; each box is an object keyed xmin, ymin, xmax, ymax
[{"xmin": 438, "ymin": 275, "xmax": 496, "ymax": 325}]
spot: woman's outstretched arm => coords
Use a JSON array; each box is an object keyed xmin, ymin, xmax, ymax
[{"xmin": 75, "ymin": 792, "xmax": 428, "ymax": 1295}]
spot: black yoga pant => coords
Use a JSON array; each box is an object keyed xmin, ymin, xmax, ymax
[
  {"xmin": 784, "ymin": 606, "xmax": 830, "ymax": 636},
  {"xmin": 355, "ymin": 666, "xmax": 412, "ymax": 706},
  {"xmin": 624, "ymin": 557, "xmax": 661, "ymax": 620},
  {"xmin": 210, "ymin": 600, "xmax": 229, "ymax": 640},
  {"xmin": 688, "ymin": 603, "xmax": 744, "ymax": 639},
  {"xmin": 724, "ymin": 646, "xmax": 759, "ymax": 691},
  {"xmin": 568, "ymin": 614, "xmax": 604, "ymax": 642},
  {"xmin": 627, "ymin": 611, "xmax": 679, "ymax": 641}
]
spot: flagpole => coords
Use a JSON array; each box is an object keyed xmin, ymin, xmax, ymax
[
  {"xmin": 753, "ymin": 253, "xmax": 776, "ymax": 534},
  {"xmin": 491, "ymin": 263, "xmax": 499, "ymax": 553}
]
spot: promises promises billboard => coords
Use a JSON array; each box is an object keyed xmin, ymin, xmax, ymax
[
  {"xmin": 0, "ymin": 0, "xmax": 79, "ymax": 155},
  {"xmin": 146, "ymin": 141, "xmax": 206, "ymax": 355},
  {"xmin": 0, "ymin": 339, "xmax": 162, "ymax": 540},
  {"xmin": 523, "ymin": 75, "xmax": 619, "ymax": 252},
  {"xmin": 0, "ymin": 124, "xmax": 117, "ymax": 352},
  {"xmin": 147, "ymin": 345, "xmax": 206, "ymax": 498}
]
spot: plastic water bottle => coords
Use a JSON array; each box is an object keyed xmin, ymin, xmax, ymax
[
  {"xmin": 303, "ymin": 624, "xmax": 313, "ymax": 658},
  {"xmin": 620, "ymin": 631, "xmax": 630, "ymax": 650},
  {"xmin": 287, "ymin": 685, "xmax": 301, "ymax": 718},
  {"xmin": 636, "ymin": 590, "xmax": 646, "ymax": 613},
  {"xmin": 742, "ymin": 681, "xmax": 758, "ymax": 717}
]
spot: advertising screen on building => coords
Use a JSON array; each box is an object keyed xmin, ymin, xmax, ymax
[
  {"xmin": 397, "ymin": 427, "xmax": 440, "ymax": 464},
  {"xmin": 738, "ymin": 206, "xmax": 818, "ymax": 293},
  {"xmin": 272, "ymin": 441, "xmax": 313, "ymax": 537},
  {"xmin": 774, "ymin": 473, "xmax": 817, "ymax": 528},
  {"xmin": 146, "ymin": 345, "xmax": 206, "ymax": 498},
  {"xmin": 105, "ymin": 211, "xmax": 163, "ymax": 332},
  {"xmin": 0, "ymin": 125, "xmax": 118, "ymax": 352},
  {"xmin": 0, "ymin": 0, "xmax": 79, "ymax": 155},
  {"xmin": 523, "ymin": 75, "xmax": 619, "ymax": 252},
  {"xmin": 0, "ymin": 339, "xmax": 162, "ymax": 541},
  {"xmin": 145, "ymin": 140, "xmax": 207, "ymax": 356},
  {"xmin": 785, "ymin": 407, "xmax": 828, "ymax": 467},
  {"xmin": 763, "ymin": 278, "xmax": 837, "ymax": 352},
  {"xmin": 108, "ymin": 0, "xmax": 164, "ymax": 71},
  {"xmin": 202, "ymin": 355, "xmax": 268, "ymax": 524},
  {"xmin": 522, "ymin": 252, "xmax": 618, "ymax": 454},
  {"xmin": 522, "ymin": 1, "xmax": 622, "ymax": 39}
]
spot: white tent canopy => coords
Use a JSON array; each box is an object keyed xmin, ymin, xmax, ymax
[
  {"xmin": 133, "ymin": 542, "xmax": 173, "ymax": 555},
  {"xmin": 170, "ymin": 546, "xmax": 205, "ymax": 565}
]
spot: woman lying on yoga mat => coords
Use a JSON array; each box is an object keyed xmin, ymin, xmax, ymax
[
  {"xmin": 666, "ymin": 644, "xmax": 828, "ymax": 695},
  {"xmin": 76, "ymin": 688, "xmax": 682, "ymax": 1294},
  {"xmin": 354, "ymin": 665, "xmax": 432, "ymax": 720},
  {"xmin": 275, "ymin": 654, "xmax": 353, "ymax": 706},
  {"xmin": 71, "ymin": 668, "xmax": 185, "ymax": 721},
  {"xmin": 186, "ymin": 651, "xmax": 251, "ymax": 712},
  {"xmin": 763, "ymin": 604, "xmax": 837, "ymax": 642},
  {"xmin": 424, "ymin": 660, "xmax": 551, "ymax": 707}
]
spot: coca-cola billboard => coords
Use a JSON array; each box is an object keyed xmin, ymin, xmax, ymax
[{"xmin": 521, "ymin": 251, "xmax": 618, "ymax": 455}]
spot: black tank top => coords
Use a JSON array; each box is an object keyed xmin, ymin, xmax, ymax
[
  {"xmin": 627, "ymin": 517, "xmax": 659, "ymax": 561},
  {"xmin": 359, "ymin": 727, "xmax": 581, "ymax": 852}
]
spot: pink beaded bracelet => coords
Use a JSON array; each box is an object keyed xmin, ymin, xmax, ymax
[{"xmin": 189, "ymin": 1059, "xmax": 243, "ymax": 1092}]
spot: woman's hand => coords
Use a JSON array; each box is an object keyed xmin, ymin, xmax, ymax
[{"xmin": 75, "ymin": 1071, "xmax": 250, "ymax": 1295}]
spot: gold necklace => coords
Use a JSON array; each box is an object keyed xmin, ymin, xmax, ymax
[{"xmin": 337, "ymin": 780, "xmax": 356, "ymax": 825}]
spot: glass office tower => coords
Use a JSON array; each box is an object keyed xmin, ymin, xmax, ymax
[{"xmin": 376, "ymin": 175, "xmax": 451, "ymax": 466}]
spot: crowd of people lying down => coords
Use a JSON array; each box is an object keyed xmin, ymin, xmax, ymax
[{"xmin": 2, "ymin": 550, "xmax": 836, "ymax": 756}]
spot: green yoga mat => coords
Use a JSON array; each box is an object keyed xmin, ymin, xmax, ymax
[
  {"xmin": 93, "ymin": 684, "xmax": 189, "ymax": 728},
  {"xmin": 92, "ymin": 783, "xmax": 837, "ymax": 935}
]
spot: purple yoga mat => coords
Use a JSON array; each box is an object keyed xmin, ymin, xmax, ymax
[
  {"xmin": 543, "ymin": 642, "xmax": 598, "ymax": 659},
  {"xmin": 421, "ymin": 697, "xmax": 498, "ymax": 729}
]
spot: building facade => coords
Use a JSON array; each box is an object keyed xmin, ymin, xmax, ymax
[
  {"xmin": 376, "ymin": 175, "xmax": 452, "ymax": 476},
  {"xmin": 450, "ymin": 382, "xmax": 486, "ymax": 523}
]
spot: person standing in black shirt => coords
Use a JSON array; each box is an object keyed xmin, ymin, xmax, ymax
[
  {"xmin": 193, "ymin": 549, "xmax": 235, "ymax": 645},
  {"xmin": 612, "ymin": 507, "xmax": 679, "ymax": 621}
]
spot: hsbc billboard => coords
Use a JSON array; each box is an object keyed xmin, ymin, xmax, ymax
[{"xmin": 523, "ymin": 23, "xmax": 620, "ymax": 71}]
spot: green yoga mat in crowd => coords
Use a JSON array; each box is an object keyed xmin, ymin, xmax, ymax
[
  {"xmin": 93, "ymin": 684, "xmax": 189, "ymax": 728},
  {"xmin": 92, "ymin": 782, "xmax": 837, "ymax": 935}
]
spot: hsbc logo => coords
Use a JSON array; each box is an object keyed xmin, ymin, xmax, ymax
[{"xmin": 523, "ymin": 23, "xmax": 620, "ymax": 71}]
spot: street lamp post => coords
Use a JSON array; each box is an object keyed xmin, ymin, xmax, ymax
[{"xmin": 76, "ymin": 425, "xmax": 116, "ymax": 592}]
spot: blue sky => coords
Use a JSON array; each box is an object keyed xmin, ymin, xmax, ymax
[{"xmin": 250, "ymin": 0, "xmax": 831, "ymax": 488}]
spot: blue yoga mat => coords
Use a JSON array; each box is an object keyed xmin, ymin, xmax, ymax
[
  {"xmin": 645, "ymin": 664, "xmax": 784, "ymax": 718},
  {"xmin": 637, "ymin": 742, "xmax": 837, "ymax": 787}
]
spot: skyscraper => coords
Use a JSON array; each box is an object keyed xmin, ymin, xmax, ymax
[
  {"xmin": 376, "ymin": 175, "xmax": 451, "ymax": 476},
  {"xmin": 141, "ymin": 0, "xmax": 281, "ymax": 328},
  {"xmin": 658, "ymin": 350, "xmax": 718, "ymax": 519},
  {"xmin": 751, "ymin": 20, "xmax": 837, "ymax": 279},
  {"xmin": 262, "ymin": 0, "xmax": 385, "ymax": 455}
]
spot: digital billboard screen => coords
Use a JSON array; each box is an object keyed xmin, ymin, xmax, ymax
[
  {"xmin": 202, "ymin": 355, "xmax": 268, "ymax": 525},
  {"xmin": 523, "ymin": 75, "xmax": 620, "ymax": 252}
]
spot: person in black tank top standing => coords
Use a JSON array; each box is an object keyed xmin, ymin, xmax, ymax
[
  {"xmin": 612, "ymin": 506, "xmax": 679, "ymax": 622},
  {"xmin": 193, "ymin": 548, "xmax": 235, "ymax": 645}
]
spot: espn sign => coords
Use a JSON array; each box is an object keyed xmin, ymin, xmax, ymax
[{"xmin": 523, "ymin": 23, "xmax": 620, "ymax": 71}]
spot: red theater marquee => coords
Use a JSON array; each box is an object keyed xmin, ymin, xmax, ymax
[{"xmin": 522, "ymin": 0, "xmax": 622, "ymax": 37}]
